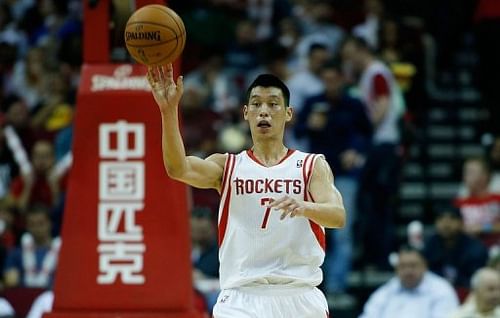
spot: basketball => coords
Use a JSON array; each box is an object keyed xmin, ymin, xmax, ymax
[{"xmin": 124, "ymin": 4, "xmax": 186, "ymax": 66}]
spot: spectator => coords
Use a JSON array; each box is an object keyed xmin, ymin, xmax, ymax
[
  {"xmin": 3, "ymin": 205, "xmax": 60, "ymax": 288},
  {"xmin": 31, "ymin": 70, "xmax": 74, "ymax": 135},
  {"xmin": 224, "ymin": 19, "xmax": 260, "ymax": 74},
  {"xmin": 423, "ymin": 205, "xmax": 488, "ymax": 292},
  {"xmin": 359, "ymin": 245, "xmax": 459, "ymax": 318},
  {"xmin": 9, "ymin": 139, "xmax": 62, "ymax": 212},
  {"xmin": 450, "ymin": 267, "xmax": 500, "ymax": 318},
  {"xmin": 352, "ymin": 0, "xmax": 385, "ymax": 49},
  {"xmin": 26, "ymin": 290, "xmax": 52, "ymax": 318},
  {"xmin": 294, "ymin": 60, "xmax": 372, "ymax": 300},
  {"xmin": 0, "ymin": 298, "xmax": 14, "ymax": 318},
  {"xmin": 455, "ymin": 157, "xmax": 500, "ymax": 247},
  {"xmin": 183, "ymin": 51, "xmax": 239, "ymax": 114},
  {"xmin": 286, "ymin": 43, "xmax": 330, "ymax": 149},
  {"xmin": 181, "ymin": 86, "xmax": 221, "ymax": 158},
  {"xmin": 191, "ymin": 207, "xmax": 219, "ymax": 313},
  {"xmin": 9, "ymin": 47, "xmax": 49, "ymax": 110},
  {"xmin": 0, "ymin": 200, "xmax": 17, "ymax": 260},
  {"xmin": 458, "ymin": 136, "xmax": 500, "ymax": 197},
  {"xmin": 2, "ymin": 94, "xmax": 37, "ymax": 151},
  {"xmin": 0, "ymin": 120, "xmax": 21, "ymax": 198},
  {"xmin": 246, "ymin": 43, "xmax": 292, "ymax": 89},
  {"xmin": 490, "ymin": 135, "xmax": 500, "ymax": 193},
  {"xmin": 341, "ymin": 36, "xmax": 404, "ymax": 269},
  {"xmin": 293, "ymin": 0, "xmax": 345, "ymax": 63}
]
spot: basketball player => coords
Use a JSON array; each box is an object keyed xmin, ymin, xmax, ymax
[{"xmin": 147, "ymin": 63, "xmax": 346, "ymax": 318}]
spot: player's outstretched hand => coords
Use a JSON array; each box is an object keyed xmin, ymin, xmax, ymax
[
  {"xmin": 147, "ymin": 63, "xmax": 184, "ymax": 113},
  {"xmin": 269, "ymin": 196, "xmax": 306, "ymax": 220}
]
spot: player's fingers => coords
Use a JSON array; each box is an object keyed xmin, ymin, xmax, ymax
[
  {"xmin": 159, "ymin": 65, "xmax": 168, "ymax": 85},
  {"xmin": 290, "ymin": 207, "xmax": 303, "ymax": 218},
  {"xmin": 176, "ymin": 75, "xmax": 184, "ymax": 93},
  {"xmin": 146, "ymin": 67, "xmax": 154, "ymax": 82},
  {"xmin": 280, "ymin": 210, "xmax": 290, "ymax": 220},
  {"xmin": 166, "ymin": 63, "xmax": 174, "ymax": 81},
  {"xmin": 273, "ymin": 197, "xmax": 296, "ymax": 209},
  {"xmin": 268, "ymin": 196, "xmax": 287, "ymax": 207}
]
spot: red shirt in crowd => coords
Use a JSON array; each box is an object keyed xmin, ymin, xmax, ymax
[{"xmin": 455, "ymin": 194, "xmax": 500, "ymax": 246}]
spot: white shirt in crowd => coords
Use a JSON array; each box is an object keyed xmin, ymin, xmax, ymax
[
  {"xmin": 26, "ymin": 291, "xmax": 53, "ymax": 318},
  {"xmin": 0, "ymin": 298, "xmax": 14, "ymax": 317},
  {"xmin": 359, "ymin": 271, "xmax": 459, "ymax": 318}
]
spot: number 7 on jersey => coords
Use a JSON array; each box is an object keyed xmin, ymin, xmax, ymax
[{"xmin": 260, "ymin": 197, "xmax": 272, "ymax": 229}]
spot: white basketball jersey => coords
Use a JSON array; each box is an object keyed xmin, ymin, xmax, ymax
[{"xmin": 217, "ymin": 149, "xmax": 326, "ymax": 290}]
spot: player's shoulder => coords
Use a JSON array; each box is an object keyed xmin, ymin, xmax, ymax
[
  {"xmin": 307, "ymin": 153, "xmax": 333, "ymax": 178},
  {"xmin": 206, "ymin": 153, "xmax": 228, "ymax": 169}
]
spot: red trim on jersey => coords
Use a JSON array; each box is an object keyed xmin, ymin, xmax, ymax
[
  {"xmin": 309, "ymin": 221, "xmax": 326, "ymax": 250},
  {"xmin": 218, "ymin": 154, "xmax": 236, "ymax": 246},
  {"xmin": 246, "ymin": 148, "xmax": 296, "ymax": 167},
  {"xmin": 302, "ymin": 154, "xmax": 314, "ymax": 201},
  {"xmin": 304, "ymin": 155, "xmax": 326, "ymax": 250},
  {"xmin": 220, "ymin": 154, "xmax": 233, "ymax": 196},
  {"xmin": 278, "ymin": 149, "xmax": 296, "ymax": 164},
  {"xmin": 305, "ymin": 154, "xmax": 317, "ymax": 188}
]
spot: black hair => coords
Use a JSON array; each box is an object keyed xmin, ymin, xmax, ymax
[
  {"xmin": 341, "ymin": 35, "xmax": 373, "ymax": 54},
  {"xmin": 398, "ymin": 244, "xmax": 426, "ymax": 259},
  {"xmin": 246, "ymin": 74, "xmax": 290, "ymax": 107},
  {"xmin": 308, "ymin": 42, "xmax": 328, "ymax": 56},
  {"xmin": 321, "ymin": 58, "xmax": 343, "ymax": 73},
  {"xmin": 25, "ymin": 204, "xmax": 51, "ymax": 220},
  {"xmin": 434, "ymin": 203, "xmax": 462, "ymax": 220}
]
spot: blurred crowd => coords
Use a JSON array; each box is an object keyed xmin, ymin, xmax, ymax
[{"xmin": 0, "ymin": 0, "xmax": 497, "ymax": 317}]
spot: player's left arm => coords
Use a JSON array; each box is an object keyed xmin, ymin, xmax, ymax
[{"xmin": 269, "ymin": 157, "xmax": 346, "ymax": 228}]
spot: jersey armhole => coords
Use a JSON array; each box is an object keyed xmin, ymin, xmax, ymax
[{"xmin": 302, "ymin": 154, "xmax": 324, "ymax": 202}]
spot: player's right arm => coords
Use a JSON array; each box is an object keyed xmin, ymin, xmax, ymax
[{"xmin": 147, "ymin": 64, "xmax": 225, "ymax": 191}]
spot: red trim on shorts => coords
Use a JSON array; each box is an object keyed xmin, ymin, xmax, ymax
[
  {"xmin": 218, "ymin": 154, "xmax": 236, "ymax": 246},
  {"xmin": 246, "ymin": 148, "xmax": 296, "ymax": 167}
]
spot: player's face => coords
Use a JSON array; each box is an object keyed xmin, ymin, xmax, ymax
[
  {"xmin": 243, "ymin": 86, "xmax": 292, "ymax": 137},
  {"xmin": 396, "ymin": 251, "xmax": 426, "ymax": 290}
]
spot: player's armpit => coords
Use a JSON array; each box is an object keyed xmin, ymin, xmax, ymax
[
  {"xmin": 171, "ymin": 153, "xmax": 226, "ymax": 191},
  {"xmin": 303, "ymin": 157, "xmax": 346, "ymax": 228}
]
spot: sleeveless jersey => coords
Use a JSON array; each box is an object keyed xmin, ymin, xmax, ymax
[{"xmin": 217, "ymin": 149, "xmax": 326, "ymax": 290}]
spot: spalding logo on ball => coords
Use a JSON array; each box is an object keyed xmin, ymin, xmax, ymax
[{"xmin": 124, "ymin": 4, "xmax": 186, "ymax": 66}]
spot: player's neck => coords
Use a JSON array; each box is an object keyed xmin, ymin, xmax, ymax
[{"xmin": 250, "ymin": 142, "xmax": 289, "ymax": 167}]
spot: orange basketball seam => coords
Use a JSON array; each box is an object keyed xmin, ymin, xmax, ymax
[
  {"xmin": 125, "ymin": 33, "xmax": 184, "ymax": 48},
  {"xmin": 125, "ymin": 21, "xmax": 178, "ymax": 35}
]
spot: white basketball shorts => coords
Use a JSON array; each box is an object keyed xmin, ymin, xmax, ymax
[{"xmin": 212, "ymin": 286, "xmax": 329, "ymax": 318}]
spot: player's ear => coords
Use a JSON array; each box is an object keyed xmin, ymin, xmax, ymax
[
  {"xmin": 243, "ymin": 105, "xmax": 249, "ymax": 120},
  {"xmin": 285, "ymin": 105, "xmax": 293, "ymax": 122}
]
